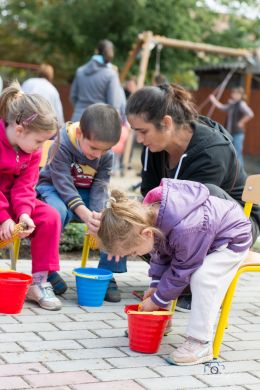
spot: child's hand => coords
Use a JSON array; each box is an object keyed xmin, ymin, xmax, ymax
[
  {"xmin": 140, "ymin": 297, "xmax": 160, "ymax": 312},
  {"xmin": 143, "ymin": 287, "xmax": 157, "ymax": 301},
  {"xmin": 19, "ymin": 214, "xmax": 36, "ymax": 238},
  {"xmin": 86, "ymin": 211, "xmax": 102, "ymax": 236},
  {"xmin": 0, "ymin": 219, "xmax": 16, "ymax": 240}
]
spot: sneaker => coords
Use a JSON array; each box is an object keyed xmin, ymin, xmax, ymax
[
  {"xmin": 175, "ymin": 295, "xmax": 192, "ymax": 312},
  {"xmin": 169, "ymin": 337, "xmax": 212, "ymax": 365},
  {"xmin": 27, "ymin": 282, "xmax": 62, "ymax": 311},
  {"xmin": 47, "ymin": 271, "xmax": 67, "ymax": 295},
  {"xmin": 104, "ymin": 278, "xmax": 121, "ymax": 302}
]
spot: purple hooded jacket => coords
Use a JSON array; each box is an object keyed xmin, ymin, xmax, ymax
[{"xmin": 147, "ymin": 179, "xmax": 252, "ymax": 308}]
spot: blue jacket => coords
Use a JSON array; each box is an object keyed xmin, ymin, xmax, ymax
[
  {"xmin": 148, "ymin": 179, "xmax": 252, "ymax": 307},
  {"xmin": 70, "ymin": 57, "xmax": 125, "ymax": 122}
]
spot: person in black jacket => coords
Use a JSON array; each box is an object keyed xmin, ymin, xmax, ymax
[{"xmin": 126, "ymin": 83, "xmax": 260, "ymax": 312}]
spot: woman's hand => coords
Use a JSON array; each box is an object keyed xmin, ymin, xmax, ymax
[
  {"xmin": 0, "ymin": 219, "xmax": 16, "ymax": 240},
  {"xmin": 143, "ymin": 287, "xmax": 157, "ymax": 301},
  {"xmin": 140, "ymin": 297, "xmax": 160, "ymax": 312},
  {"xmin": 19, "ymin": 214, "xmax": 36, "ymax": 238}
]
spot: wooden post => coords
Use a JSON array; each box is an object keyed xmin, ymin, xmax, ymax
[
  {"xmin": 244, "ymin": 70, "xmax": 252, "ymax": 104},
  {"xmin": 123, "ymin": 32, "xmax": 153, "ymax": 173},
  {"xmin": 119, "ymin": 36, "xmax": 144, "ymax": 83},
  {"xmin": 137, "ymin": 31, "xmax": 153, "ymax": 88}
]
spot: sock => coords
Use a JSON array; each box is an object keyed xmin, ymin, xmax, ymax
[{"xmin": 32, "ymin": 271, "xmax": 48, "ymax": 285}]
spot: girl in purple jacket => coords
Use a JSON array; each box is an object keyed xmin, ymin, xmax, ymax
[{"xmin": 98, "ymin": 178, "xmax": 252, "ymax": 365}]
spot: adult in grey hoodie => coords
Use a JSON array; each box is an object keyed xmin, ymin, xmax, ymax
[{"xmin": 70, "ymin": 40, "xmax": 125, "ymax": 121}]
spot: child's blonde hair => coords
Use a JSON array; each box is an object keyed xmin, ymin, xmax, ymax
[
  {"xmin": 98, "ymin": 189, "xmax": 162, "ymax": 254},
  {"xmin": 0, "ymin": 80, "xmax": 58, "ymax": 134}
]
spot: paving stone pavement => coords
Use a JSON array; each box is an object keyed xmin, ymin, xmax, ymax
[{"xmin": 0, "ymin": 258, "xmax": 260, "ymax": 390}]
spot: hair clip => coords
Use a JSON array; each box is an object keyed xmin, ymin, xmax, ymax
[{"xmin": 22, "ymin": 113, "xmax": 38, "ymax": 126}]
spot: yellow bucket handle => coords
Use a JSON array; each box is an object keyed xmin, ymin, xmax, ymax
[{"xmin": 72, "ymin": 271, "xmax": 98, "ymax": 280}]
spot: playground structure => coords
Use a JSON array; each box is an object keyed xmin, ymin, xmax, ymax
[{"xmin": 119, "ymin": 31, "xmax": 260, "ymax": 165}]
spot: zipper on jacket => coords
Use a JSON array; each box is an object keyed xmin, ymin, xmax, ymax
[{"xmin": 16, "ymin": 150, "xmax": 20, "ymax": 163}]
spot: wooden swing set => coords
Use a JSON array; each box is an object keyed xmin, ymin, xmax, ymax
[{"xmin": 119, "ymin": 31, "xmax": 257, "ymax": 169}]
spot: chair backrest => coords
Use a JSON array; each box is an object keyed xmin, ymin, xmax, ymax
[
  {"xmin": 242, "ymin": 175, "xmax": 260, "ymax": 218},
  {"xmin": 242, "ymin": 175, "xmax": 260, "ymax": 205}
]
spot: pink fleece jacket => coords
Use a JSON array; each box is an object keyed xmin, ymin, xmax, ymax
[{"xmin": 0, "ymin": 119, "xmax": 41, "ymax": 224}]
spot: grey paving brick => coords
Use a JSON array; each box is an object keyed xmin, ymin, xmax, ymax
[
  {"xmin": 71, "ymin": 380, "xmax": 145, "ymax": 389},
  {"xmin": 18, "ymin": 340, "xmax": 83, "ymax": 351},
  {"xmin": 63, "ymin": 347, "xmax": 126, "ymax": 359},
  {"xmin": 220, "ymin": 349, "xmax": 260, "ymax": 360},
  {"xmin": 90, "ymin": 367, "xmax": 159, "ymax": 381},
  {"xmin": 16, "ymin": 314, "xmax": 72, "ymax": 323},
  {"xmin": 0, "ymin": 342, "xmax": 24, "ymax": 353},
  {"xmin": 45, "ymin": 358, "xmax": 112, "ymax": 372},
  {"xmin": 66, "ymin": 312, "xmax": 122, "ymax": 321},
  {"xmin": 108, "ymin": 356, "xmax": 167, "ymax": 368},
  {"xmin": 137, "ymin": 376, "xmax": 206, "ymax": 389},
  {"xmin": 1, "ymin": 350, "xmax": 67, "ymax": 364},
  {"xmin": 104, "ymin": 319, "xmax": 127, "ymax": 328},
  {"xmin": 0, "ymin": 376, "xmax": 30, "ymax": 389},
  {"xmin": 245, "ymin": 385, "xmax": 260, "ymax": 390},
  {"xmin": 251, "ymin": 370, "xmax": 260, "ymax": 379},
  {"xmin": 231, "ymin": 332, "xmax": 260, "ymax": 341},
  {"xmin": 54, "ymin": 320, "xmax": 111, "ymax": 330},
  {"xmin": 32, "ymin": 306, "xmax": 87, "ymax": 315},
  {"xmin": 196, "ymin": 372, "xmax": 260, "ymax": 386},
  {"xmin": 0, "ymin": 323, "xmax": 58, "ymax": 333},
  {"xmin": 225, "ymin": 340, "xmax": 260, "ymax": 350},
  {"xmin": 24, "ymin": 371, "xmax": 97, "ymax": 387},
  {"xmin": 0, "ymin": 362, "xmax": 49, "ymax": 376},
  {"xmin": 93, "ymin": 328, "xmax": 128, "ymax": 337},
  {"xmin": 80, "ymin": 337, "xmax": 129, "ymax": 348},
  {"xmin": 0, "ymin": 317, "xmax": 19, "ymax": 324},
  {"xmin": 38, "ymin": 329, "xmax": 97, "ymax": 340},
  {"xmin": 0, "ymin": 332, "xmax": 42, "ymax": 342}
]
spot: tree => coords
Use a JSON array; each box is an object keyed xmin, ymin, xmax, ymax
[{"xmin": 0, "ymin": 0, "xmax": 259, "ymax": 86}]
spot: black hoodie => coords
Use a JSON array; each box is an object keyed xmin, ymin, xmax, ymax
[{"xmin": 141, "ymin": 116, "xmax": 260, "ymax": 232}]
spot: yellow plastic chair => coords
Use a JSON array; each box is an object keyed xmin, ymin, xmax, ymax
[{"xmin": 213, "ymin": 174, "xmax": 260, "ymax": 358}]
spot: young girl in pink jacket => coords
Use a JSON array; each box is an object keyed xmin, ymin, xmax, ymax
[{"xmin": 0, "ymin": 81, "xmax": 62, "ymax": 310}]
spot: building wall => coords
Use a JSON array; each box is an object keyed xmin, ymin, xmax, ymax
[{"xmin": 193, "ymin": 88, "xmax": 260, "ymax": 157}]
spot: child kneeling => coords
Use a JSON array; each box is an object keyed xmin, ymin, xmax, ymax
[{"xmin": 98, "ymin": 178, "xmax": 252, "ymax": 365}]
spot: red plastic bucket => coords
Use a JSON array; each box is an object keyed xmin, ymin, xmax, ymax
[
  {"xmin": 0, "ymin": 272, "xmax": 32, "ymax": 314},
  {"xmin": 125, "ymin": 304, "xmax": 172, "ymax": 354}
]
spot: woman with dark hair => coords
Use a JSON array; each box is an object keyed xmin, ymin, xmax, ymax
[
  {"xmin": 126, "ymin": 83, "xmax": 260, "ymax": 311},
  {"xmin": 70, "ymin": 39, "xmax": 125, "ymax": 122}
]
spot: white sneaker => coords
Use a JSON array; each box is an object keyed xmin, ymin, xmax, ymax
[
  {"xmin": 170, "ymin": 337, "xmax": 212, "ymax": 365},
  {"xmin": 27, "ymin": 282, "xmax": 62, "ymax": 311}
]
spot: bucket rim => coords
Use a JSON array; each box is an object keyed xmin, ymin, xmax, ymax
[
  {"xmin": 0, "ymin": 271, "xmax": 32, "ymax": 283},
  {"xmin": 73, "ymin": 267, "xmax": 113, "ymax": 281}
]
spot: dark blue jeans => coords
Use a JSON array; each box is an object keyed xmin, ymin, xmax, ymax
[{"xmin": 36, "ymin": 184, "xmax": 127, "ymax": 273}]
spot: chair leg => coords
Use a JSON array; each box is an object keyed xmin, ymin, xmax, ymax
[
  {"xmin": 213, "ymin": 273, "xmax": 240, "ymax": 359},
  {"xmin": 81, "ymin": 234, "xmax": 90, "ymax": 268}
]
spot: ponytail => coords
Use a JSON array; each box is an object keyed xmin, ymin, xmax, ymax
[{"xmin": 126, "ymin": 83, "xmax": 197, "ymax": 129}]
